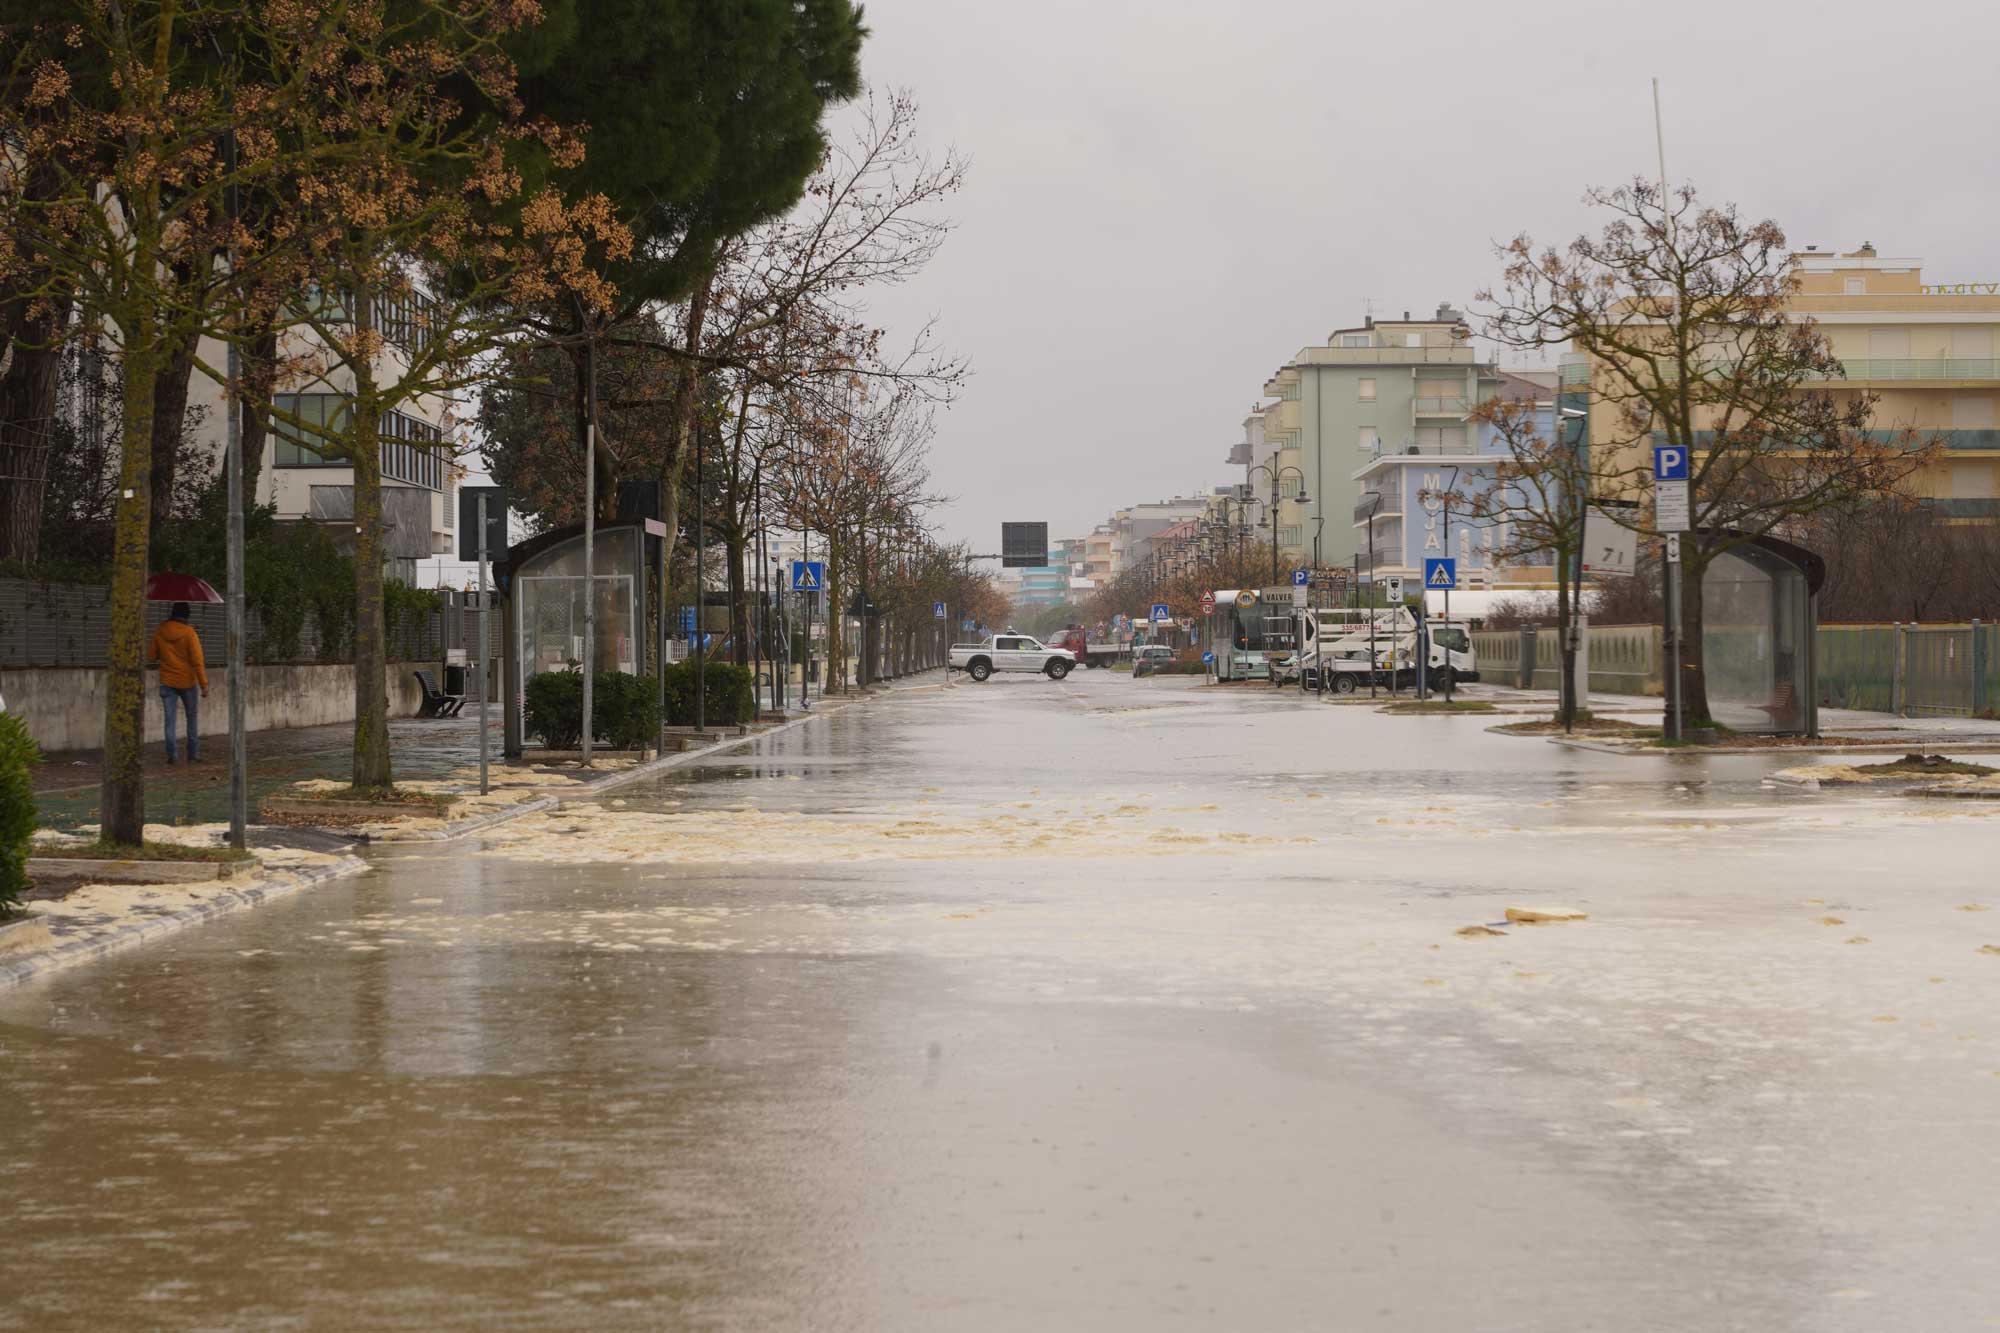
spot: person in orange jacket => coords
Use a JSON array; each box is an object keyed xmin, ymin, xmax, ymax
[{"xmin": 148, "ymin": 602, "xmax": 209, "ymax": 764}]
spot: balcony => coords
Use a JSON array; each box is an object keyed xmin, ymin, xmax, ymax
[
  {"xmin": 1815, "ymin": 357, "xmax": 2000, "ymax": 384},
  {"xmin": 1354, "ymin": 493, "xmax": 1401, "ymax": 524},
  {"xmin": 1413, "ymin": 395, "xmax": 1468, "ymax": 416}
]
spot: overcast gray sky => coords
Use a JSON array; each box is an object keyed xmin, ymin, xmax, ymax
[{"xmin": 850, "ymin": 0, "xmax": 2000, "ymax": 552}]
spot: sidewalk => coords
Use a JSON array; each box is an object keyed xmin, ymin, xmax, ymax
[
  {"xmin": 32, "ymin": 714, "xmax": 508, "ymax": 833},
  {"xmin": 1463, "ymin": 684, "xmax": 2000, "ymax": 745}
]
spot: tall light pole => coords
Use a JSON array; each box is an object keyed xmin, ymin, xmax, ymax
[{"xmin": 1248, "ymin": 463, "xmax": 1310, "ymax": 586}]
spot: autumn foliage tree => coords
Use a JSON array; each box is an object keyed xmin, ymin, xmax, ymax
[
  {"xmin": 0, "ymin": 0, "xmax": 379, "ymax": 840},
  {"xmin": 234, "ymin": 0, "xmax": 628, "ymax": 790}
]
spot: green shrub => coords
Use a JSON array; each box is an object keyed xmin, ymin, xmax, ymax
[
  {"xmin": 662, "ymin": 660, "xmax": 755, "ymax": 727},
  {"xmin": 0, "ymin": 713, "xmax": 38, "ymax": 913},
  {"xmin": 524, "ymin": 668, "xmax": 584, "ymax": 748},
  {"xmin": 523, "ymin": 668, "xmax": 665, "ymax": 750},
  {"xmin": 593, "ymin": 671, "xmax": 664, "ymax": 748}
]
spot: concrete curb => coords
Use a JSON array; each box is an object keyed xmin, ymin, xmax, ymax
[
  {"xmin": 367, "ymin": 795, "xmax": 563, "ymax": 843},
  {"xmin": 0, "ymin": 851, "xmax": 368, "ymax": 990},
  {"xmin": 560, "ymin": 704, "xmax": 848, "ymax": 801},
  {"xmin": 1547, "ymin": 736, "xmax": 2000, "ymax": 758}
]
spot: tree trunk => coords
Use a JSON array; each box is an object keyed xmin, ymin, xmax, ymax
[
  {"xmin": 654, "ymin": 267, "xmax": 716, "ymax": 615},
  {"xmin": 0, "ymin": 308, "xmax": 69, "ymax": 564},
  {"xmin": 1679, "ymin": 554, "xmax": 1711, "ymax": 728},
  {"xmin": 148, "ymin": 321, "xmax": 201, "ymax": 531},
  {"xmin": 726, "ymin": 522, "xmax": 748, "ymax": 666},
  {"xmin": 102, "ymin": 327, "xmax": 158, "ymax": 844},
  {"xmin": 240, "ymin": 322, "xmax": 277, "ymax": 505},
  {"xmin": 825, "ymin": 542, "xmax": 846, "ymax": 692},
  {"xmin": 350, "ymin": 291, "xmax": 392, "ymax": 789},
  {"xmin": 0, "ymin": 160, "xmax": 72, "ymax": 565},
  {"xmin": 1556, "ymin": 548, "xmax": 1575, "ymax": 730}
]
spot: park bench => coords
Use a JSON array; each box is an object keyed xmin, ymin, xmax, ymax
[{"xmin": 413, "ymin": 668, "xmax": 466, "ymax": 719}]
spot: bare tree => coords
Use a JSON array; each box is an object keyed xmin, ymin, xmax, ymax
[{"xmin": 1480, "ymin": 182, "xmax": 1936, "ymax": 728}]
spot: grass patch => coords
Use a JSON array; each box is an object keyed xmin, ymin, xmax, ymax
[
  {"xmin": 1381, "ymin": 700, "xmax": 1499, "ymax": 715},
  {"xmin": 33, "ymin": 839, "xmax": 253, "ymax": 863},
  {"xmin": 295, "ymin": 785, "xmax": 458, "ymax": 811},
  {"xmin": 1853, "ymin": 753, "xmax": 1998, "ymax": 777},
  {"xmin": 1495, "ymin": 716, "xmax": 1661, "ymax": 737}
]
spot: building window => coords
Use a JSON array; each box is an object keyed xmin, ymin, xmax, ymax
[
  {"xmin": 1339, "ymin": 334, "xmax": 1369, "ymax": 347},
  {"xmin": 1405, "ymin": 333, "xmax": 1422, "ymax": 348},
  {"xmin": 272, "ymin": 392, "xmax": 446, "ymax": 491},
  {"xmin": 1844, "ymin": 277, "xmax": 1866, "ymax": 295},
  {"xmin": 1868, "ymin": 329, "xmax": 1910, "ymax": 358},
  {"xmin": 1278, "ymin": 476, "xmax": 1302, "ymax": 499},
  {"xmin": 1278, "ymin": 526, "xmax": 1301, "ymax": 548},
  {"xmin": 1358, "ymin": 377, "xmax": 1376, "ymax": 402},
  {"xmin": 1952, "ymin": 397, "xmax": 1995, "ymax": 430},
  {"xmin": 1357, "ymin": 426, "xmax": 1381, "ymax": 452}
]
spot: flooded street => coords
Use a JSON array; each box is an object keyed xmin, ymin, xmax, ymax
[{"xmin": 7, "ymin": 672, "xmax": 2000, "ymax": 1330}]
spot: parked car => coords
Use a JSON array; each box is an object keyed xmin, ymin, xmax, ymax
[
  {"xmin": 949, "ymin": 633, "xmax": 1077, "ymax": 682},
  {"xmin": 1131, "ymin": 645, "xmax": 1176, "ymax": 678}
]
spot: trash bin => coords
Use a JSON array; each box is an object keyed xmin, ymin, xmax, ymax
[{"xmin": 442, "ymin": 662, "xmax": 467, "ymax": 699}]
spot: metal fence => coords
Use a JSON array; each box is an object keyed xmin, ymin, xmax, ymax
[
  {"xmin": 1817, "ymin": 622, "xmax": 1994, "ymax": 718},
  {"xmin": 1470, "ymin": 619, "xmax": 1996, "ymax": 718},
  {"xmin": 1471, "ymin": 624, "xmax": 1663, "ymax": 695},
  {"xmin": 0, "ymin": 578, "xmax": 498, "ymax": 669}
]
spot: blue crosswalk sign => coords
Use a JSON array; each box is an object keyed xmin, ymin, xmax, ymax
[
  {"xmin": 1150, "ymin": 603, "xmax": 1170, "ymax": 621},
  {"xmin": 933, "ymin": 601, "xmax": 947, "ymax": 619},
  {"xmin": 791, "ymin": 560, "xmax": 824, "ymax": 592},
  {"xmin": 1425, "ymin": 557, "xmax": 1457, "ymax": 589}
]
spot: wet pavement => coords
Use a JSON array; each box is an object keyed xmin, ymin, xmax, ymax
[
  {"xmin": 5, "ymin": 671, "xmax": 2000, "ymax": 1329},
  {"xmin": 32, "ymin": 715, "xmax": 507, "ymax": 833}
]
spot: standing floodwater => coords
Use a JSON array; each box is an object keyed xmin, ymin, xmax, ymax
[{"xmin": 5, "ymin": 673, "xmax": 2000, "ymax": 1330}]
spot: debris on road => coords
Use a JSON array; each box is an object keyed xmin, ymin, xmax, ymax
[{"xmin": 1505, "ymin": 906, "xmax": 1587, "ymax": 924}]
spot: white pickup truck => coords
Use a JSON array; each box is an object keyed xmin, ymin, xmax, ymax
[{"xmin": 949, "ymin": 633, "xmax": 1077, "ymax": 682}]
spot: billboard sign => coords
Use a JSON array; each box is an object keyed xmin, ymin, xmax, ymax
[{"xmin": 1001, "ymin": 521, "xmax": 1049, "ymax": 568}]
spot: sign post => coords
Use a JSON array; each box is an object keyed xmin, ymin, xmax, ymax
[
  {"xmin": 1425, "ymin": 558, "xmax": 1457, "ymax": 700},
  {"xmin": 1653, "ymin": 445, "xmax": 1690, "ymax": 742},
  {"xmin": 458, "ymin": 486, "xmax": 507, "ymax": 795},
  {"xmin": 476, "ymin": 492, "xmax": 491, "ymax": 795}
]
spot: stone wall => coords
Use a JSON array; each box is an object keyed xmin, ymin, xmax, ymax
[{"xmin": 2, "ymin": 664, "xmax": 427, "ymax": 753}]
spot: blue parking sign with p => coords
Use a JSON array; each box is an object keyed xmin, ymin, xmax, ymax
[
  {"xmin": 791, "ymin": 560, "xmax": 824, "ymax": 591},
  {"xmin": 1654, "ymin": 445, "xmax": 1689, "ymax": 481},
  {"xmin": 1291, "ymin": 568, "xmax": 1309, "ymax": 586}
]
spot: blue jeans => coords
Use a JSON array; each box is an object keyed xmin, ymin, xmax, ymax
[{"xmin": 161, "ymin": 685, "xmax": 199, "ymax": 762}]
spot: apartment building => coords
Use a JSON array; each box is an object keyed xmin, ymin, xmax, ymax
[
  {"xmin": 1792, "ymin": 246, "xmax": 2000, "ymax": 520},
  {"xmin": 1258, "ymin": 305, "xmax": 1507, "ymax": 569},
  {"xmin": 184, "ymin": 289, "xmax": 464, "ymax": 583},
  {"xmin": 1568, "ymin": 245, "xmax": 2000, "ymax": 525},
  {"xmin": 1352, "ymin": 388, "xmax": 1560, "ymax": 591}
]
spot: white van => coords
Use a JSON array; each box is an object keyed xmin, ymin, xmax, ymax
[{"xmin": 1294, "ymin": 607, "xmax": 1477, "ymax": 693}]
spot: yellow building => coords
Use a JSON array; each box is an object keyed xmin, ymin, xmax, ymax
[
  {"xmin": 1791, "ymin": 245, "xmax": 1999, "ymax": 521},
  {"xmin": 1569, "ymin": 245, "xmax": 2000, "ymax": 522}
]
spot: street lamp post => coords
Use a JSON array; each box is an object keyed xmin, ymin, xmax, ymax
[{"xmin": 1247, "ymin": 463, "xmax": 1310, "ymax": 587}]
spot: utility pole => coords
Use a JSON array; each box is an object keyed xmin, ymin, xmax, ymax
[{"xmin": 221, "ymin": 129, "xmax": 247, "ymax": 850}]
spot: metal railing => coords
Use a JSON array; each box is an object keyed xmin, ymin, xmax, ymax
[
  {"xmin": 1412, "ymin": 396, "xmax": 1468, "ymax": 415},
  {"xmin": 1814, "ymin": 357, "xmax": 2000, "ymax": 382}
]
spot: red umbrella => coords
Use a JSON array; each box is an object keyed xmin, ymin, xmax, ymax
[{"xmin": 145, "ymin": 572, "xmax": 223, "ymax": 603}]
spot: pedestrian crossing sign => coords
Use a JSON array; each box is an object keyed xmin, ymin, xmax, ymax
[
  {"xmin": 933, "ymin": 601, "xmax": 947, "ymax": 619},
  {"xmin": 1425, "ymin": 557, "xmax": 1457, "ymax": 590},
  {"xmin": 791, "ymin": 560, "xmax": 825, "ymax": 592}
]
